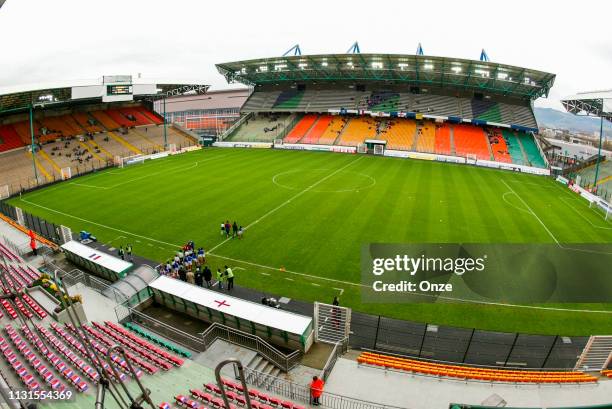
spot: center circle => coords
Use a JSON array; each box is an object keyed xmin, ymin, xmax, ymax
[{"xmin": 272, "ymin": 169, "xmax": 376, "ymax": 193}]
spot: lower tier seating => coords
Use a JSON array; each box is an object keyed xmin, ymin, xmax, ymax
[
  {"xmin": 316, "ymin": 116, "xmax": 348, "ymax": 145},
  {"xmin": 415, "ymin": 123, "xmax": 436, "ymax": 153},
  {"xmin": 283, "ymin": 114, "xmax": 317, "ymax": 143},
  {"xmin": 300, "ymin": 115, "xmax": 333, "ymax": 144},
  {"xmin": 518, "ymin": 131, "xmax": 547, "ymax": 168},
  {"xmin": 336, "ymin": 117, "xmax": 378, "ymax": 146},
  {"xmin": 358, "ymin": 352, "xmax": 597, "ymax": 384},
  {"xmin": 434, "ymin": 124, "xmax": 452, "ymax": 155},
  {"xmin": 382, "ymin": 119, "xmax": 416, "ymax": 150},
  {"xmin": 488, "ymin": 129, "xmax": 512, "ymax": 163},
  {"xmin": 453, "ymin": 124, "xmax": 490, "ymax": 160},
  {"xmin": 502, "ymin": 129, "xmax": 526, "ymax": 165}
]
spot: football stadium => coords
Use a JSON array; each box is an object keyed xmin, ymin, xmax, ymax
[{"xmin": 0, "ymin": 2, "xmax": 611, "ymax": 409}]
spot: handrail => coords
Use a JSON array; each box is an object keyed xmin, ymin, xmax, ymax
[
  {"xmin": 200, "ymin": 322, "xmax": 302, "ymax": 372},
  {"xmin": 320, "ymin": 337, "xmax": 348, "ymax": 381},
  {"xmin": 219, "ymin": 112, "xmax": 253, "ymax": 141}
]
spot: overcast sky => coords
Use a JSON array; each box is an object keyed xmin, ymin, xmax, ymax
[{"xmin": 1, "ymin": 0, "xmax": 610, "ymax": 110}]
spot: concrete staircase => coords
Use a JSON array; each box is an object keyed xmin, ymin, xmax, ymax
[
  {"xmin": 575, "ymin": 336, "xmax": 612, "ymax": 371},
  {"xmin": 246, "ymin": 354, "xmax": 283, "ymax": 390}
]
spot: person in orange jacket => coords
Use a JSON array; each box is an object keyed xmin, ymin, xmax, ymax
[
  {"xmin": 28, "ymin": 230, "xmax": 37, "ymax": 256},
  {"xmin": 310, "ymin": 376, "xmax": 324, "ymax": 406}
]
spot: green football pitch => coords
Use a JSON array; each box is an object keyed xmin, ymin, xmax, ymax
[{"xmin": 9, "ymin": 148, "xmax": 612, "ymax": 335}]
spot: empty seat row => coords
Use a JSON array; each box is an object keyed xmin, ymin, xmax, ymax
[
  {"xmin": 90, "ymin": 323, "xmax": 173, "ymax": 371},
  {"xmin": 0, "ymin": 335, "xmax": 41, "ymax": 391},
  {"xmin": 36, "ymin": 325, "xmax": 100, "ymax": 383},
  {"xmin": 123, "ymin": 321, "xmax": 191, "ymax": 358},
  {"xmin": 358, "ymin": 352, "xmax": 597, "ymax": 384},
  {"xmin": 104, "ymin": 321, "xmax": 184, "ymax": 366},
  {"xmin": 63, "ymin": 324, "xmax": 129, "ymax": 382},
  {"xmin": 9, "ymin": 324, "xmax": 88, "ymax": 392}
]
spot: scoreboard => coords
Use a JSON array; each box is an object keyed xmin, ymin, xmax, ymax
[{"xmin": 107, "ymin": 84, "xmax": 133, "ymax": 96}]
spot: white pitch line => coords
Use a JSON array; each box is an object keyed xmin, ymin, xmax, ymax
[
  {"xmin": 209, "ymin": 156, "xmax": 364, "ymax": 253},
  {"xmin": 559, "ymin": 196, "xmax": 612, "ymax": 230},
  {"xmin": 311, "ymin": 283, "xmax": 321, "ymax": 287},
  {"xmin": 333, "ymin": 287, "xmax": 345, "ymax": 295},
  {"xmin": 208, "ymin": 253, "xmax": 612, "ymax": 314},
  {"xmin": 501, "ymin": 179, "xmax": 559, "ymax": 244},
  {"xmin": 18, "ymin": 197, "xmax": 181, "ymax": 249}
]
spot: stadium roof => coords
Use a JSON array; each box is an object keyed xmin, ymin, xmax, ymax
[
  {"xmin": 0, "ymin": 77, "xmax": 209, "ymax": 114},
  {"xmin": 216, "ymin": 53, "xmax": 555, "ymax": 100},
  {"xmin": 561, "ymin": 89, "xmax": 612, "ymax": 120}
]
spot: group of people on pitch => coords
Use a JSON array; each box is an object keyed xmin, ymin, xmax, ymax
[{"xmin": 221, "ymin": 220, "xmax": 244, "ymax": 239}]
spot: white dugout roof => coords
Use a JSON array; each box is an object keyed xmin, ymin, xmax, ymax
[{"xmin": 149, "ymin": 275, "xmax": 312, "ymax": 336}]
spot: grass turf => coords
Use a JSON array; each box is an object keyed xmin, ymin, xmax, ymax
[{"xmin": 9, "ymin": 148, "xmax": 612, "ymax": 335}]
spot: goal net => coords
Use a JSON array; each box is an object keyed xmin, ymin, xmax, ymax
[
  {"xmin": 373, "ymin": 145, "xmax": 385, "ymax": 155},
  {"xmin": 0, "ymin": 185, "xmax": 9, "ymax": 200},
  {"xmin": 357, "ymin": 144, "xmax": 367, "ymax": 154},
  {"xmin": 116, "ymin": 154, "xmax": 145, "ymax": 168},
  {"xmin": 60, "ymin": 167, "xmax": 72, "ymax": 180},
  {"xmin": 274, "ymin": 139, "xmax": 284, "ymax": 146},
  {"xmin": 590, "ymin": 199, "xmax": 612, "ymax": 221},
  {"xmin": 168, "ymin": 143, "xmax": 177, "ymax": 153}
]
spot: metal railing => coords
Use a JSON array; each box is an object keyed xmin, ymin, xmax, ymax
[
  {"xmin": 219, "ymin": 112, "xmax": 253, "ymax": 141},
  {"xmin": 124, "ymin": 307, "xmax": 207, "ymax": 353},
  {"xmin": 241, "ymin": 366, "xmax": 407, "ymax": 409},
  {"xmin": 320, "ymin": 338, "xmax": 349, "ymax": 381},
  {"xmin": 201, "ymin": 322, "xmax": 302, "ymax": 372}
]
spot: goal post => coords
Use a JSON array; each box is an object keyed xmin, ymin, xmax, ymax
[
  {"xmin": 373, "ymin": 145, "xmax": 385, "ymax": 155},
  {"xmin": 590, "ymin": 199, "xmax": 612, "ymax": 221},
  {"xmin": 115, "ymin": 154, "xmax": 145, "ymax": 168},
  {"xmin": 60, "ymin": 167, "xmax": 72, "ymax": 180}
]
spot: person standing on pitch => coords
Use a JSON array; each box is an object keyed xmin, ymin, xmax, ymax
[
  {"xmin": 195, "ymin": 267, "xmax": 203, "ymax": 287},
  {"xmin": 126, "ymin": 244, "xmax": 133, "ymax": 261},
  {"xmin": 203, "ymin": 265, "xmax": 212, "ymax": 288},
  {"xmin": 225, "ymin": 266, "xmax": 234, "ymax": 291},
  {"xmin": 232, "ymin": 221, "xmax": 238, "ymax": 238},
  {"xmin": 118, "ymin": 246, "xmax": 125, "ymax": 260},
  {"xmin": 216, "ymin": 268, "xmax": 224, "ymax": 290}
]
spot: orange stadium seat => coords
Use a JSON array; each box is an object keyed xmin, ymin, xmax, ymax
[
  {"xmin": 488, "ymin": 128, "xmax": 512, "ymax": 163},
  {"xmin": 337, "ymin": 117, "xmax": 378, "ymax": 146},
  {"xmin": 137, "ymin": 107, "xmax": 164, "ymax": 125},
  {"xmin": 105, "ymin": 109, "xmax": 133, "ymax": 128},
  {"xmin": 119, "ymin": 107, "xmax": 155, "ymax": 126},
  {"xmin": 415, "ymin": 122, "xmax": 436, "ymax": 153},
  {"xmin": 301, "ymin": 115, "xmax": 333, "ymax": 144},
  {"xmin": 434, "ymin": 124, "xmax": 451, "ymax": 155},
  {"xmin": 357, "ymin": 352, "xmax": 597, "ymax": 384},
  {"xmin": 0, "ymin": 125, "xmax": 25, "ymax": 152},
  {"xmin": 90, "ymin": 110, "xmax": 121, "ymax": 130},
  {"xmin": 284, "ymin": 114, "xmax": 318, "ymax": 143},
  {"xmin": 72, "ymin": 112, "xmax": 101, "ymax": 133},
  {"xmin": 316, "ymin": 115, "xmax": 348, "ymax": 145},
  {"xmin": 382, "ymin": 119, "xmax": 416, "ymax": 150},
  {"xmin": 453, "ymin": 124, "xmax": 491, "ymax": 160}
]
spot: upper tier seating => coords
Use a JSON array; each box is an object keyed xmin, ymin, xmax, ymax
[
  {"xmin": 273, "ymin": 91, "xmax": 306, "ymax": 110},
  {"xmin": 415, "ymin": 123, "xmax": 436, "ymax": 153},
  {"xmin": 283, "ymin": 114, "xmax": 318, "ymax": 143},
  {"xmin": 453, "ymin": 124, "xmax": 491, "ymax": 160},
  {"xmin": 381, "ymin": 119, "xmax": 416, "ymax": 150},
  {"xmin": 316, "ymin": 116, "xmax": 348, "ymax": 145},
  {"xmin": 470, "ymin": 100, "xmax": 502, "ymax": 123},
  {"xmin": 105, "ymin": 109, "xmax": 133, "ymax": 128},
  {"xmin": 434, "ymin": 124, "xmax": 452, "ymax": 155},
  {"xmin": 337, "ymin": 117, "xmax": 378, "ymax": 146},
  {"xmin": 90, "ymin": 110, "xmax": 121, "ymax": 130},
  {"xmin": 368, "ymin": 91, "xmax": 400, "ymax": 112},
  {"xmin": 300, "ymin": 115, "xmax": 333, "ymax": 144},
  {"xmin": 517, "ymin": 131, "xmax": 547, "ymax": 168},
  {"xmin": 358, "ymin": 351, "xmax": 598, "ymax": 384},
  {"xmin": 488, "ymin": 129, "xmax": 512, "ymax": 163},
  {"xmin": 0, "ymin": 125, "xmax": 24, "ymax": 152}
]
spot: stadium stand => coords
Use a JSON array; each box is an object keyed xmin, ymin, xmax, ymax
[
  {"xmin": 0, "ymin": 125, "xmax": 23, "ymax": 152},
  {"xmin": 315, "ymin": 115, "xmax": 349, "ymax": 145},
  {"xmin": 228, "ymin": 113, "xmax": 290, "ymax": 142},
  {"xmin": 273, "ymin": 90, "xmax": 306, "ymax": 110},
  {"xmin": 501, "ymin": 129, "xmax": 527, "ymax": 165},
  {"xmin": 90, "ymin": 110, "xmax": 121, "ymax": 131},
  {"xmin": 357, "ymin": 351, "xmax": 598, "ymax": 384},
  {"xmin": 337, "ymin": 117, "xmax": 378, "ymax": 146},
  {"xmin": 415, "ymin": 122, "xmax": 436, "ymax": 153},
  {"xmin": 434, "ymin": 124, "xmax": 452, "ymax": 155},
  {"xmin": 283, "ymin": 114, "xmax": 318, "ymax": 143},
  {"xmin": 453, "ymin": 124, "xmax": 491, "ymax": 160},
  {"xmin": 72, "ymin": 112, "xmax": 102, "ymax": 133},
  {"xmin": 300, "ymin": 115, "xmax": 333, "ymax": 144},
  {"xmin": 368, "ymin": 91, "xmax": 400, "ymax": 112},
  {"xmin": 487, "ymin": 128, "xmax": 513, "ymax": 163},
  {"xmin": 517, "ymin": 131, "xmax": 547, "ymax": 167},
  {"xmin": 381, "ymin": 119, "xmax": 417, "ymax": 150},
  {"xmin": 469, "ymin": 99, "xmax": 503, "ymax": 123}
]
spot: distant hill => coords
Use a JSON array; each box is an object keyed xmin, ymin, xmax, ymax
[{"xmin": 534, "ymin": 107, "xmax": 611, "ymax": 138}]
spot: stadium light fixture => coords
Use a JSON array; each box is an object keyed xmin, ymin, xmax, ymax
[
  {"xmin": 398, "ymin": 63, "xmax": 409, "ymax": 70},
  {"xmin": 298, "ymin": 63, "xmax": 308, "ymax": 69},
  {"xmin": 321, "ymin": 62, "xmax": 328, "ymax": 67},
  {"xmin": 371, "ymin": 62, "xmax": 383, "ymax": 69},
  {"xmin": 423, "ymin": 64, "xmax": 434, "ymax": 70},
  {"xmin": 258, "ymin": 65, "xmax": 268, "ymax": 72},
  {"xmin": 497, "ymin": 72, "xmax": 508, "ymax": 80},
  {"xmin": 274, "ymin": 64, "xmax": 288, "ymax": 71},
  {"xmin": 451, "ymin": 66, "xmax": 462, "ymax": 73},
  {"xmin": 475, "ymin": 69, "xmax": 490, "ymax": 77}
]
